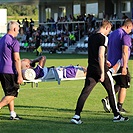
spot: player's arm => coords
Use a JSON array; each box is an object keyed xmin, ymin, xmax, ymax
[
  {"xmin": 98, "ymin": 46, "xmax": 105, "ymax": 82},
  {"xmin": 122, "ymin": 45, "xmax": 128, "ymax": 75},
  {"xmin": 14, "ymin": 52, "xmax": 23, "ymax": 84},
  {"xmin": 31, "ymin": 56, "xmax": 46, "ymax": 68}
]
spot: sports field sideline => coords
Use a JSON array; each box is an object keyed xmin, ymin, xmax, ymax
[{"xmin": 0, "ymin": 52, "xmax": 133, "ymax": 133}]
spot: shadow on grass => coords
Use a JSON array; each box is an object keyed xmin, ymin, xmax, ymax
[
  {"xmin": 0, "ymin": 113, "xmax": 133, "ymax": 133},
  {"xmin": 0, "ymin": 105, "xmax": 133, "ymax": 133},
  {"xmin": 1, "ymin": 104, "xmax": 133, "ymax": 118},
  {"xmin": 0, "ymin": 104, "xmax": 113, "ymax": 120},
  {"xmin": 13, "ymin": 105, "xmax": 111, "ymax": 114},
  {"xmin": 20, "ymin": 52, "xmax": 87, "ymax": 60}
]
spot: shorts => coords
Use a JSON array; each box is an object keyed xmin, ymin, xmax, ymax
[
  {"xmin": 113, "ymin": 67, "xmax": 131, "ymax": 88},
  {"xmin": 0, "ymin": 74, "xmax": 19, "ymax": 97}
]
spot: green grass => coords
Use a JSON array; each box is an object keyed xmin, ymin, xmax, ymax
[{"xmin": 0, "ymin": 52, "xmax": 133, "ymax": 133}]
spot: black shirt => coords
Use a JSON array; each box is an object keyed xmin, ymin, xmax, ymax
[{"xmin": 87, "ymin": 33, "xmax": 108, "ymax": 76}]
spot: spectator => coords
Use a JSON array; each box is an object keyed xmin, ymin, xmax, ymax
[
  {"xmin": 122, "ymin": 13, "xmax": 128, "ymax": 19},
  {"xmin": 25, "ymin": 18, "xmax": 29, "ymax": 32},
  {"xmin": 35, "ymin": 31, "xmax": 42, "ymax": 56},
  {"xmin": 17, "ymin": 27, "xmax": 26, "ymax": 43},
  {"xmin": 69, "ymin": 32, "xmax": 76, "ymax": 46},
  {"xmin": 30, "ymin": 18, "xmax": 34, "ymax": 34}
]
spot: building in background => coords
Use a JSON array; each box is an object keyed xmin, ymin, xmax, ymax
[
  {"xmin": 0, "ymin": 9, "xmax": 7, "ymax": 34},
  {"xmin": 0, "ymin": 0, "xmax": 132, "ymax": 23}
]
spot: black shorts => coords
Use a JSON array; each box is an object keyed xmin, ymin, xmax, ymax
[
  {"xmin": 0, "ymin": 74, "xmax": 19, "ymax": 97},
  {"xmin": 113, "ymin": 67, "xmax": 131, "ymax": 88}
]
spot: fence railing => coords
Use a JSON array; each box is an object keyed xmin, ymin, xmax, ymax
[{"xmin": 38, "ymin": 20, "xmax": 128, "ymax": 41}]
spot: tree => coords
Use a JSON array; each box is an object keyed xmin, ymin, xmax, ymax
[{"xmin": 0, "ymin": 4, "xmax": 38, "ymax": 17}]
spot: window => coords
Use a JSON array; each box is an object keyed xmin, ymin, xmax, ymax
[
  {"xmin": 86, "ymin": 3, "xmax": 98, "ymax": 17},
  {"xmin": 121, "ymin": 1, "xmax": 131, "ymax": 13},
  {"xmin": 73, "ymin": 4, "xmax": 80, "ymax": 17},
  {"xmin": 59, "ymin": 6, "xmax": 66, "ymax": 17},
  {"xmin": 45, "ymin": 8, "xmax": 51, "ymax": 19}
]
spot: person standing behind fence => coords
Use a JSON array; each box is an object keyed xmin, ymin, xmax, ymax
[
  {"xmin": 25, "ymin": 18, "xmax": 29, "ymax": 32},
  {"xmin": 70, "ymin": 20, "xmax": 129, "ymax": 124},
  {"xmin": 122, "ymin": 13, "xmax": 128, "ymax": 20},
  {"xmin": 30, "ymin": 18, "xmax": 34, "ymax": 35},
  {"xmin": 0, "ymin": 21, "xmax": 23, "ymax": 120},
  {"xmin": 69, "ymin": 32, "xmax": 76, "ymax": 46},
  {"xmin": 35, "ymin": 30, "xmax": 42, "ymax": 56},
  {"xmin": 101, "ymin": 19, "xmax": 133, "ymax": 113}
]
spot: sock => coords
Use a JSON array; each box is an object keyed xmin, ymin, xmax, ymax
[
  {"xmin": 114, "ymin": 115, "xmax": 120, "ymax": 119},
  {"xmin": 73, "ymin": 115, "xmax": 80, "ymax": 119},
  {"xmin": 117, "ymin": 102, "xmax": 123, "ymax": 110},
  {"xmin": 10, "ymin": 111, "xmax": 16, "ymax": 117}
]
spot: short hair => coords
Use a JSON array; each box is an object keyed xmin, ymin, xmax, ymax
[
  {"xmin": 122, "ymin": 18, "xmax": 133, "ymax": 26},
  {"xmin": 21, "ymin": 59, "xmax": 31, "ymax": 70},
  {"xmin": 7, "ymin": 21, "xmax": 19, "ymax": 31},
  {"xmin": 101, "ymin": 19, "xmax": 112, "ymax": 28}
]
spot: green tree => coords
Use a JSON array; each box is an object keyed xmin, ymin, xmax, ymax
[{"xmin": 0, "ymin": 4, "xmax": 38, "ymax": 17}]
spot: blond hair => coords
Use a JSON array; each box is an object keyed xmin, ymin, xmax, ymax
[{"xmin": 101, "ymin": 19, "xmax": 112, "ymax": 28}]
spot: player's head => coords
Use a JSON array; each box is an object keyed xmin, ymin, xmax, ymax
[
  {"xmin": 122, "ymin": 18, "xmax": 133, "ymax": 34},
  {"xmin": 7, "ymin": 21, "xmax": 20, "ymax": 37},
  {"xmin": 100, "ymin": 19, "xmax": 112, "ymax": 35},
  {"xmin": 21, "ymin": 59, "xmax": 31, "ymax": 70}
]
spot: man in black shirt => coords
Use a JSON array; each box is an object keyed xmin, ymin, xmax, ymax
[
  {"xmin": 35, "ymin": 31, "xmax": 42, "ymax": 56},
  {"xmin": 71, "ymin": 20, "xmax": 129, "ymax": 124}
]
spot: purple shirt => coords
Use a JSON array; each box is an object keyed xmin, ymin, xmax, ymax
[
  {"xmin": 34, "ymin": 65, "xmax": 44, "ymax": 79},
  {"xmin": 0, "ymin": 34, "xmax": 20, "ymax": 74},
  {"xmin": 108, "ymin": 28, "xmax": 131, "ymax": 67},
  {"xmin": 63, "ymin": 66, "xmax": 77, "ymax": 78}
]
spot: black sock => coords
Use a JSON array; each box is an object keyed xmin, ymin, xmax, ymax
[{"xmin": 117, "ymin": 102, "xmax": 123, "ymax": 110}]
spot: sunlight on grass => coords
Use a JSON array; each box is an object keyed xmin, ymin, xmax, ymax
[{"xmin": 0, "ymin": 53, "xmax": 133, "ymax": 133}]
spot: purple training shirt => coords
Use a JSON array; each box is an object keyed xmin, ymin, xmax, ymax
[
  {"xmin": 108, "ymin": 28, "xmax": 131, "ymax": 67},
  {"xmin": 0, "ymin": 34, "xmax": 20, "ymax": 74},
  {"xmin": 34, "ymin": 65, "xmax": 44, "ymax": 79}
]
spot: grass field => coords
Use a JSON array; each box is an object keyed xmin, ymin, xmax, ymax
[{"xmin": 0, "ymin": 52, "xmax": 133, "ymax": 133}]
